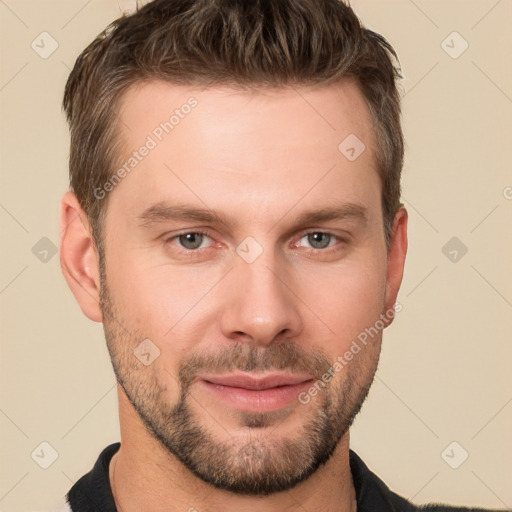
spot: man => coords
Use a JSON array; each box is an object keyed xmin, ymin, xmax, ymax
[{"xmin": 57, "ymin": 0, "xmax": 506, "ymax": 511}]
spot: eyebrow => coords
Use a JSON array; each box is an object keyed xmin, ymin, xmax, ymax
[{"xmin": 136, "ymin": 201, "xmax": 368, "ymax": 230}]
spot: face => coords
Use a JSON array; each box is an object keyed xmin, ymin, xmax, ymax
[{"xmin": 97, "ymin": 79, "xmax": 401, "ymax": 495}]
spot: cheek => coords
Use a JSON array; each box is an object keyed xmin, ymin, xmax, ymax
[
  {"xmin": 105, "ymin": 226, "xmax": 387, "ymax": 354},
  {"xmin": 296, "ymin": 255, "xmax": 387, "ymax": 347},
  {"xmin": 106, "ymin": 252, "xmax": 219, "ymax": 344}
]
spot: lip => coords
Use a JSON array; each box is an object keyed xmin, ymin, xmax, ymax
[
  {"xmin": 201, "ymin": 372, "xmax": 314, "ymax": 390},
  {"xmin": 198, "ymin": 372, "xmax": 314, "ymax": 413}
]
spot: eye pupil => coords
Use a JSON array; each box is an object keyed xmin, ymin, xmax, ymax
[
  {"xmin": 308, "ymin": 232, "xmax": 330, "ymax": 249},
  {"xmin": 179, "ymin": 233, "xmax": 203, "ymax": 250}
]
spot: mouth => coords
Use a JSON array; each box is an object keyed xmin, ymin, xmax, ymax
[{"xmin": 198, "ymin": 372, "xmax": 315, "ymax": 413}]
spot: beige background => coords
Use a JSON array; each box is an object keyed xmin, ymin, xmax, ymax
[{"xmin": 1, "ymin": 0, "xmax": 511, "ymax": 510}]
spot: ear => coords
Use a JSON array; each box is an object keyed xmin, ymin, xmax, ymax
[
  {"xmin": 383, "ymin": 206, "xmax": 408, "ymax": 325},
  {"xmin": 59, "ymin": 191, "xmax": 103, "ymax": 322}
]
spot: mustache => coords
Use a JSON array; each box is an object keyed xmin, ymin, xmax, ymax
[{"xmin": 177, "ymin": 339, "xmax": 332, "ymax": 390}]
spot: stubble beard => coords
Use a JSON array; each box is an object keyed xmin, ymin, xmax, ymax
[{"xmin": 99, "ymin": 270, "xmax": 381, "ymax": 495}]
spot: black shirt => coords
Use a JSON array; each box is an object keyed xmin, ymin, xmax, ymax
[{"xmin": 65, "ymin": 442, "xmax": 506, "ymax": 511}]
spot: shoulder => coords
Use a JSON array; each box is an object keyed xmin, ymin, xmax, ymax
[
  {"xmin": 349, "ymin": 450, "xmax": 508, "ymax": 512},
  {"xmin": 380, "ymin": 482, "xmax": 507, "ymax": 512},
  {"xmin": 418, "ymin": 506, "xmax": 508, "ymax": 512}
]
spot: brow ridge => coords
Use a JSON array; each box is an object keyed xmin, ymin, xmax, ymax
[{"xmin": 137, "ymin": 201, "xmax": 368, "ymax": 230}]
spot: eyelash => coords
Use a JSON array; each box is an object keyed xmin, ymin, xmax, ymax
[{"xmin": 163, "ymin": 229, "xmax": 346, "ymax": 258}]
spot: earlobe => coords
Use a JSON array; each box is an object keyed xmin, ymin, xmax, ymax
[
  {"xmin": 59, "ymin": 191, "xmax": 103, "ymax": 323},
  {"xmin": 384, "ymin": 206, "xmax": 408, "ymax": 325}
]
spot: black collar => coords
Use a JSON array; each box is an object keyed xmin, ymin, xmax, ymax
[{"xmin": 65, "ymin": 442, "xmax": 484, "ymax": 512}]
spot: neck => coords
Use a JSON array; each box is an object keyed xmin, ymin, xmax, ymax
[{"xmin": 110, "ymin": 386, "xmax": 357, "ymax": 512}]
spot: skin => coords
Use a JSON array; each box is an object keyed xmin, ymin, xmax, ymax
[{"xmin": 60, "ymin": 78, "xmax": 408, "ymax": 512}]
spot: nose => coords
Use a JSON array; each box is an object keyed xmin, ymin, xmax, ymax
[{"xmin": 218, "ymin": 248, "xmax": 303, "ymax": 347}]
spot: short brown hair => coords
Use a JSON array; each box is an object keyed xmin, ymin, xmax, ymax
[{"xmin": 63, "ymin": 0, "xmax": 403, "ymax": 250}]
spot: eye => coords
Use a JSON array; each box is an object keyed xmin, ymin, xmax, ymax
[
  {"xmin": 162, "ymin": 229, "xmax": 345, "ymax": 259},
  {"xmin": 303, "ymin": 232, "xmax": 332, "ymax": 249},
  {"xmin": 298, "ymin": 232, "xmax": 341, "ymax": 250},
  {"xmin": 166, "ymin": 231, "xmax": 214, "ymax": 251}
]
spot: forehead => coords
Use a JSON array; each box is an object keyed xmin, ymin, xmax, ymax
[
  {"xmin": 108, "ymin": 79, "xmax": 380, "ymax": 227},
  {"xmin": 116, "ymin": 79, "xmax": 375, "ymax": 153}
]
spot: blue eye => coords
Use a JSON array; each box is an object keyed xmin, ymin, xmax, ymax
[
  {"xmin": 300, "ymin": 232, "xmax": 337, "ymax": 250},
  {"xmin": 176, "ymin": 232, "xmax": 212, "ymax": 250},
  {"xmin": 163, "ymin": 230, "xmax": 215, "ymax": 257},
  {"xmin": 163, "ymin": 229, "xmax": 345, "ymax": 260}
]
